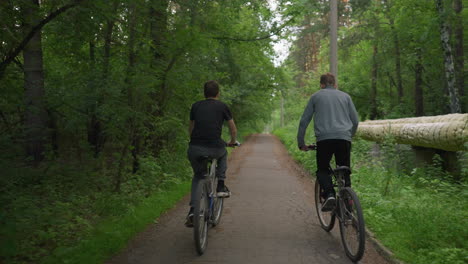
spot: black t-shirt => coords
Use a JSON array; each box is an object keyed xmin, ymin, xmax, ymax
[{"xmin": 190, "ymin": 99, "xmax": 232, "ymax": 148}]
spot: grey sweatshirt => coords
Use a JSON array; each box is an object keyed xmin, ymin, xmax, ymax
[{"xmin": 297, "ymin": 86, "xmax": 359, "ymax": 147}]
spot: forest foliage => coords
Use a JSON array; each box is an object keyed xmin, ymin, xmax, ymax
[{"xmin": 0, "ymin": 0, "xmax": 466, "ymax": 263}]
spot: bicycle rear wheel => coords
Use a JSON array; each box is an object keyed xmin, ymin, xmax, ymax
[
  {"xmin": 211, "ymin": 193, "xmax": 224, "ymax": 226},
  {"xmin": 314, "ymin": 180, "xmax": 336, "ymax": 232},
  {"xmin": 338, "ymin": 187, "xmax": 366, "ymax": 262},
  {"xmin": 193, "ymin": 180, "xmax": 209, "ymax": 255}
]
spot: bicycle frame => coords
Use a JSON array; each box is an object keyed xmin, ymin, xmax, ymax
[
  {"xmin": 206, "ymin": 159, "xmax": 218, "ymax": 221},
  {"xmin": 331, "ymin": 168, "xmax": 346, "ymax": 221}
]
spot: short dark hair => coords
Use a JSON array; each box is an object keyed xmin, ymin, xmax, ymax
[
  {"xmin": 204, "ymin": 80, "xmax": 219, "ymax": 98},
  {"xmin": 320, "ymin": 73, "xmax": 335, "ymax": 86}
]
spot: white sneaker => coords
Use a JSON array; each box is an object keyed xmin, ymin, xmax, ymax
[
  {"xmin": 216, "ymin": 185, "xmax": 231, "ymax": 198},
  {"xmin": 321, "ymin": 196, "xmax": 336, "ymax": 212}
]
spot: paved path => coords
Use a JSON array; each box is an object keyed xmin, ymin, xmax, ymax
[{"xmin": 108, "ymin": 134, "xmax": 389, "ymax": 264}]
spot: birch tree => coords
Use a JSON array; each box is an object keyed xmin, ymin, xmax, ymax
[{"xmin": 435, "ymin": 0, "xmax": 460, "ymax": 113}]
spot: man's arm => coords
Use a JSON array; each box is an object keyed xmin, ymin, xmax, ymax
[
  {"xmin": 189, "ymin": 120, "xmax": 195, "ymax": 136},
  {"xmin": 348, "ymin": 97, "xmax": 359, "ymax": 137},
  {"xmin": 227, "ymin": 119, "xmax": 237, "ymax": 145},
  {"xmin": 297, "ymin": 96, "xmax": 315, "ymax": 150}
]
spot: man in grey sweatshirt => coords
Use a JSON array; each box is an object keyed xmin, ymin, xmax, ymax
[{"xmin": 297, "ymin": 73, "xmax": 359, "ymax": 211}]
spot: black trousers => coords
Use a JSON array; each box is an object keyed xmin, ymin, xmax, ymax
[{"xmin": 316, "ymin": 139, "xmax": 351, "ymax": 197}]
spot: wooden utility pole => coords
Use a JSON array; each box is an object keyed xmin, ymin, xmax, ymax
[
  {"xmin": 280, "ymin": 93, "xmax": 284, "ymax": 127},
  {"xmin": 330, "ymin": 0, "xmax": 338, "ymax": 80}
]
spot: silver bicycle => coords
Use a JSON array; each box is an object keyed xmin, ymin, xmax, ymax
[{"xmin": 192, "ymin": 142, "xmax": 239, "ymax": 255}]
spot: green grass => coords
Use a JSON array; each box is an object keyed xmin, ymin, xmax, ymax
[
  {"xmin": 41, "ymin": 180, "xmax": 191, "ymax": 264},
  {"xmin": 353, "ymin": 164, "xmax": 468, "ymax": 264},
  {"xmin": 273, "ymin": 125, "xmax": 468, "ymax": 264}
]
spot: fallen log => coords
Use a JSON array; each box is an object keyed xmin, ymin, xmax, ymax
[{"xmin": 357, "ymin": 114, "xmax": 468, "ymax": 151}]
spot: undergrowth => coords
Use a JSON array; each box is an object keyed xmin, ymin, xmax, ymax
[{"xmin": 0, "ymin": 143, "xmax": 192, "ymax": 264}]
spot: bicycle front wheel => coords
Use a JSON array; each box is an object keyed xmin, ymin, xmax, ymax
[
  {"xmin": 314, "ymin": 180, "xmax": 336, "ymax": 232},
  {"xmin": 193, "ymin": 180, "xmax": 209, "ymax": 255},
  {"xmin": 338, "ymin": 187, "xmax": 366, "ymax": 262}
]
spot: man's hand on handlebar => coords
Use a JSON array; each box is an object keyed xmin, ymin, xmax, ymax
[
  {"xmin": 227, "ymin": 141, "xmax": 241, "ymax": 147},
  {"xmin": 299, "ymin": 144, "xmax": 316, "ymax": 151}
]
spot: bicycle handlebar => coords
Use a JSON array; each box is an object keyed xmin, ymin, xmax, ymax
[
  {"xmin": 226, "ymin": 141, "xmax": 241, "ymax": 147},
  {"xmin": 304, "ymin": 144, "xmax": 317, "ymax": 151}
]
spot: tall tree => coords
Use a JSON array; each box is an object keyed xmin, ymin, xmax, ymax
[
  {"xmin": 149, "ymin": 0, "xmax": 169, "ymax": 113},
  {"xmin": 453, "ymin": 0, "xmax": 464, "ymax": 111},
  {"xmin": 369, "ymin": 7, "xmax": 380, "ymax": 120},
  {"xmin": 22, "ymin": 0, "xmax": 48, "ymax": 164},
  {"xmin": 370, "ymin": 44, "xmax": 378, "ymax": 119},
  {"xmin": 87, "ymin": 1, "xmax": 119, "ymax": 155},
  {"xmin": 414, "ymin": 48, "xmax": 424, "ymax": 116},
  {"xmin": 125, "ymin": 1, "xmax": 140, "ymax": 173},
  {"xmin": 329, "ymin": 0, "xmax": 338, "ymax": 77},
  {"xmin": 435, "ymin": 0, "xmax": 460, "ymax": 113},
  {"xmin": 383, "ymin": 0, "xmax": 403, "ymax": 103}
]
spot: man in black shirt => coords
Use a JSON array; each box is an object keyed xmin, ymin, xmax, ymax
[{"xmin": 186, "ymin": 80, "xmax": 238, "ymax": 227}]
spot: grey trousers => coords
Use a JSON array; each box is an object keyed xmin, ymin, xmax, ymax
[{"xmin": 187, "ymin": 144, "xmax": 228, "ymax": 206}]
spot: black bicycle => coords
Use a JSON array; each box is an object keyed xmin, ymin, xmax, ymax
[
  {"xmin": 306, "ymin": 145, "xmax": 366, "ymax": 262},
  {"xmin": 192, "ymin": 142, "xmax": 239, "ymax": 255}
]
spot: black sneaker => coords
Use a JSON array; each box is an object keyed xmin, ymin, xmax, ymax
[
  {"xmin": 321, "ymin": 194, "xmax": 336, "ymax": 212},
  {"xmin": 216, "ymin": 182, "xmax": 231, "ymax": 198},
  {"xmin": 185, "ymin": 207, "xmax": 194, "ymax": 227}
]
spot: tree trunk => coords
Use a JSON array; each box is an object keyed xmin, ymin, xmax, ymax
[
  {"xmin": 22, "ymin": 0, "xmax": 48, "ymax": 164},
  {"xmin": 435, "ymin": 0, "xmax": 460, "ymax": 113},
  {"xmin": 329, "ymin": 0, "xmax": 338, "ymax": 79},
  {"xmin": 89, "ymin": 41, "xmax": 95, "ymax": 62},
  {"xmin": 86, "ymin": 39, "xmax": 99, "ymax": 156},
  {"xmin": 311, "ymin": 33, "xmax": 319, "ymax": 72},
  {"xmin": 391, "ymin": 21, "xmax": 403, "ymax": 103},
  {"xmin": 125, "ymin": 2, "xmax": 137, "ymax": 104},
  {"xmin": 88, "ymin": 3, "xmax": 118, "ymax": 156},
  {"xmin": 125, "ymin": 2, "xmax": 141, "ymax": 173},
  {"xmin": 414, "ymin": 48, "xmax": 424, "ymax": 116},
  {"xmin": 149, "ymin": 0, "xmax": 169, "ymax": 114},
  {"xmin": 370, "ymin": 44, "xmax": 378, "ymax": 120},
  {"xmin": 102, "ymin": 16, "xmax": 115, "ymax": 79},
  {"xmin": 146, "ymin": 0, "xmax": 169, "ymax": 157},
  {"xmin": 384, "ymin": 0, "xmax": 403, "ymax": 103},
  {"xmin": 149, "ymin": 0, "xmax": 168, "ymax": 65},
  {"xmin": 453, "ymin": 0, "xmax": 464, "ymax": 111}
]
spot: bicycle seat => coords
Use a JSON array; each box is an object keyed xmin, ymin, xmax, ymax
[
  {"xmin": 198, "ymin": 156, "xmax": 216, "ymax": 162},
  {"xmin": 334, "ymin": 166, "xmax": 351, "ymax": 174}
]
